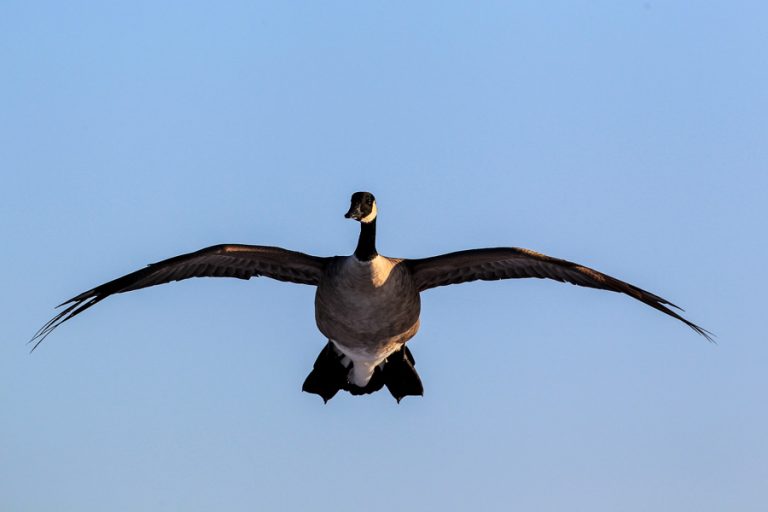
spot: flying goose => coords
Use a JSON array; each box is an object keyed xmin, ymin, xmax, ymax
[{"xmin": 32, "ymin": 191, "xmax": 711, "ymax": 402}]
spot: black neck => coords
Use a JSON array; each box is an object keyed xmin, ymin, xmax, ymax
[{"xmin": 354, "ymin": 219, "xmax": 378, "ymax": 261}]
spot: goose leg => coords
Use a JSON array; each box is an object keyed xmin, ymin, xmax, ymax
[
  {"xmin": 382, "ymin": 345, "xmax": 424, "ymax": 403},
  {"xmin": 302, "ymin": 341, "xmax": 348, "ymax": 403}
]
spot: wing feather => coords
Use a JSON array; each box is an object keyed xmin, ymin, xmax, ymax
[
  {"xmin": 407, "ymin": 247, "xmax": 712, "ymax": 341},
  {"xmin": 31, "ymin": 244, "xmax": 329, "ymax": 350}
]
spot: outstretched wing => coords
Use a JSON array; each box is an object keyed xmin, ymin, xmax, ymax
[
  {"xmin": 406, "ymin": 247, "xmax": 712, "ymax": 341},
  {"xmin": 31, "ymin": 244, "xmax": 329, "ymax": 350}
]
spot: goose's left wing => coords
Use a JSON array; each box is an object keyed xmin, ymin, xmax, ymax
[
  {"xmin": 406, "ymin": 247, "xmax": 712, "ymax": 341},
  {"xmin": 31, "ymin": 244, "xmax": 329, "ymax": 350}
]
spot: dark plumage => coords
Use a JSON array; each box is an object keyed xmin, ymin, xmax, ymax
[{"xmin": 32, "ymin": 192, "xmax": 712, "ymax": 402}]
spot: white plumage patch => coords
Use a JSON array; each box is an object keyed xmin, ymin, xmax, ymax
[
  {"xmin": 331, "ymin": 338, "xmax": 395, "ymax": 387},
  {"xmin": 350, "ymin": 360, "xmax": 379, "ymax": 386},
  {"xmin": 360, "ymin": 201, "xmax": 377, "ymax": 223}
]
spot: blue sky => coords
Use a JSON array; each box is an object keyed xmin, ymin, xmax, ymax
[{"xmin": 2, "ymin": 1, "xmax": 766, "ymax": 511}]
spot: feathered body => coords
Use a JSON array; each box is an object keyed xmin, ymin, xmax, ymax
[
  {"xmin": 315, "ymin": 255, "xmax": 420, "ymax": 386},
  {"xmin": 31, "ymin": 191, "xmax": 712, "ymax": 402}
]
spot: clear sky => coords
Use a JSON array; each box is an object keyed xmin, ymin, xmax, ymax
[{"xmin": 2, "ymin": 2, "xmax": 766, "ymax": 511}]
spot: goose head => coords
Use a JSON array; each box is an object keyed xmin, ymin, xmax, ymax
[{"xmin": 344, "ymin": 191, "xmax": 377, "ymax": 223}]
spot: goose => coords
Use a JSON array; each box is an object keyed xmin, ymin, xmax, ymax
[{"xmin": 32, "ymin": 191, "xmax": 711, "ymax": 402}]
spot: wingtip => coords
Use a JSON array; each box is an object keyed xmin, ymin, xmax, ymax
[
  {"xmin": 668, "ymin": 301, "xmax": 685, "ymax": 312},
  {"xmin": 28, "ymin": 321, "xmax": 57, "ymax": 352},
  {"xmin": 699, "ymin": 327, "xmax": 717, "ymax": 344},
  {"xmin": 30, "ymin": 294, "xmax": 104, "ymax": 353},
  {"xmin": 27, "ymin": 332, "xmax": 48, "ymax": 353},
  {"xmin": 688, "ymin": 322, "xmax": 716, "ymax": 344},
  {"xmin": 56, "ymin": 293, "xmax": 88, "ymax": 308}
]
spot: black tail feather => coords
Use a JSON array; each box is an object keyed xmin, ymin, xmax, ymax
[
  {"xmin": 382, "ymin": 345, "xmax": 423, "ymax": 403},
  {"xmin": 301, "ymin": 342, "xmax": 348, "ymax": 403}
]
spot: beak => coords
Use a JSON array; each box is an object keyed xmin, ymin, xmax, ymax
[{"xmin": 345, "ymin": 205, "xmax": 361, "ymax": 220}]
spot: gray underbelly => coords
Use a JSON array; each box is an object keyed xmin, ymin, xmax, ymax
[
  {"xmin": 314, "ymin": 255, "xmax": 422, "ymax": 359},
  {"xmin": 315, "ymin": 294, "xmax": 421, "ymax": 354}
]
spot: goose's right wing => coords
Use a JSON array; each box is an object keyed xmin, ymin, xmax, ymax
[
  {"xmin": 31, "ymin": 244, "xmax": 329, "ymax": 350},
  {"xmin": 406, "ymin": 247, "xmax": 712, "ymax": 341}
]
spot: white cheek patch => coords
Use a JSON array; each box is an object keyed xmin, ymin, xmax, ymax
[{"xmin": 360, "ymin": 202, "xmax": 377, "ymax": 223}]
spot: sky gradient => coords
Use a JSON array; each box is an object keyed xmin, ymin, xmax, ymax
[{"xmin": 2, "ymin": 2, "xmax": 767, "ymax": 511}]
